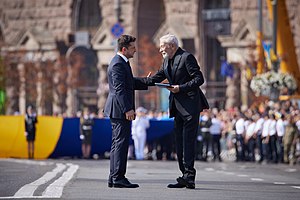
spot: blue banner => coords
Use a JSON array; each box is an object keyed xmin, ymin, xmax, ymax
[{"xmin": 50, "ymin": 118, "xmax": 174, "ymax": 158}]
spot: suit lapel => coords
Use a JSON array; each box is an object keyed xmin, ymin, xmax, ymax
[
  {"xmin": 118, "ymin": 55, "xmax": 133, "ymax": 78},
  {"xmin": 171, "ymin": 53, "xmax": 182, "ymax": 81},
  {"xmin": 163, "ymin": 59, "xmax": 172, "ymax": 81}
]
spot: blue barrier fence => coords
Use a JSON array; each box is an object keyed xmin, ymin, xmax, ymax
[{"xmin": 50, "ymin": 118, "xmax": 174, "ymax": 158}]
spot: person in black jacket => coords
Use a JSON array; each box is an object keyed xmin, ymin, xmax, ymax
[
  {"xmin": 103, "ymin": 35, "xmax": 147, "ymax": 188},
  {"xmin": 197, "ymin": 110, "xmax": 212, "ymax": 161},
  {"xmin": 139, "ymin": 34, "xmax": 209, "ymax": 189},
  {"xmin": 24, "ymin": 105, "xmax": 37, "ymax": 159},
  {"xmin": 80, "ymin": 109, "xmax": 94, "ymax": 159}
]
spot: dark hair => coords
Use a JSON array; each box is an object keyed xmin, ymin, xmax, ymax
[{"xmin": 117, "ymin": 35, "xmax": 136, "ymax": 51}]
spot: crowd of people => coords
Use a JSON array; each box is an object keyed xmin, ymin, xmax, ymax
[
  {"xmin": 71, "ymin": 99, "xmax": 300, "ymax": 167},
  {"xmin": 21, "ymin": 99, "xmax": 300, "ymax": 166},
  {"xmin": 198, "ymin": 100, "xmax": 299, "ymax": 165},
  {"xmin": 146, "ymin": 100, "xmax": 300, "ymax": 166}
]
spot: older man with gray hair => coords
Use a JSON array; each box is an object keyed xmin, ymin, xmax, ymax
[{"xmin": 140, "ymin": 34, "xmax": 209, "ymax": 189}]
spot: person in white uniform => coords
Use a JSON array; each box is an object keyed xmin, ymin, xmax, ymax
[
  {"xmin": 235, "ymin": 114, "xmax": 245, "ymax": 161},
  {"xmin": 254, "ymin": 113, "xmax": 264, "ymax": 162},
  {"xmin": 245, "ymin": 117, "xmax": 256, "ymax": 162},
  {"xmin": 131, "ymin": 107, "xmax": 150, "ymax": 160},
  {"xmin": 276, "ymin": 114, "xmax": 285, "ymax": 163},
  {"xmin": 268, "ymin": 114, "xmax": 278, "ymax": 163},
  {"xmin": 262, "ymin": 114, "xmax": 271, "ymax": 163}
]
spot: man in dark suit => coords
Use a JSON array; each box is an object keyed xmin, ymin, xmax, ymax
[
  {"xmin": 141, "ymin": 34, "xmax": 209, "ymax": 189},
  {"xmin": 104, "ymin": 35, "xmax": 147, "ymax": 188}
]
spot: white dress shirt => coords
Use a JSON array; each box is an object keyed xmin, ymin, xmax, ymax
[
  {"xmin": 235, "ymin": 118, "xmax": 245, "ymax": 135},
  {"xmin": 276, "ymin": 119, "xmax": 285, "ymax": 137},
  {"xmin": 117, "ymin": 52, "xmax": 128, "ymax": 62},
  {"xmin": 254, "ymin": 118, "xmax": 264, "ymax": 135},
  {"xmin": 269, "ymin": 119, "xmax": 277, "ymax": 136},
  {"xmin": 262, "ymin": 119, "xmax": 271, "ymax": 138}
]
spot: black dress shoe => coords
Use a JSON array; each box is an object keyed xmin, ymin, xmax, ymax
[
  {"xmin": 112, "ymin": 178, "xmax": 139, "ymax": 188},
  {"xmin": 108, "ymin": 182, "xmax": 113, "ymax": 188},
  {"xmin": 167, "ymin": 182, "xmax": 186, "ymax": 188},
  {"xmin": 177, "ymin": 177, "xmax": 195, "ymax": 189}
]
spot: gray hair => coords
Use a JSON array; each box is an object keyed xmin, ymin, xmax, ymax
[{"xmin": 160, "ymin": 34, "xmax": 179, "ymax": 47}]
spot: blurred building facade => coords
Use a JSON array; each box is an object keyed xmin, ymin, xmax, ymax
[{"xmin": 0, "ymin": 0, "xmax": 299, "ymax": 115}]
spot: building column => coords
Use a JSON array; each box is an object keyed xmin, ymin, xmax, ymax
[
  {"xmin": 66, "ymin": 64, "xmax": 75, "ymax": 117},
  {"xmin": 36, "ymin": 61, "xmax": 43, "ymax": 115},
  {"xmin": 225, "ymin": 69, "xmax": 240, "ymax": 109},
  {"xmin": 18, "ymin": 63, "xmax": 26, "ymax": 114},
  {"xmin": 240, "ymin": 66, "xmax": 249, "ymax": 110},
  {"xmin": 97, "ymin": 63, "xmax": 108, "ymax": 115},
  {"xmin": 52, "ymin": 59, "xmax": 61, "ymax": 115}
]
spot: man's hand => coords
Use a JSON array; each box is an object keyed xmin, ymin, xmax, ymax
[
  {"xmin": 167, "ymin": 85, "xmax": 179, "ymax": 93},
  {"xmin": 125, "ymin": 109, "xmax": 136, "ymax": 121},
  {"xmin": 200, "ymin": 109, "xmax": 210, "ymax": 114}
]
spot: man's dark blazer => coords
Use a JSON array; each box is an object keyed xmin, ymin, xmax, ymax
[
  {"xmin": 104, "ymin": 54, "xmax": 147, "ymax": 119},
  {"xmin": 140, "ymin": 47, "xmax": 209, "ymax": 118}
]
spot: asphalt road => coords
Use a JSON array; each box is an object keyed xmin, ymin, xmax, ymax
[{"xmin": 0, "ymin": 158, "xmax": 300, "ymax": 199}]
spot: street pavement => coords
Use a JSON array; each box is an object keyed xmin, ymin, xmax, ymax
[{"xmin": 0, "ymin": 158, "xmax": 300, "ymax": 199}]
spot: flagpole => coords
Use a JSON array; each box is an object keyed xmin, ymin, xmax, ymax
[
  {"xmin": 256, "ymin": 0, "xmax": 264, "ymax": 74},
  {"xmin": 271, "ymin": 0, "xmax": 279, "ymax": 72}
]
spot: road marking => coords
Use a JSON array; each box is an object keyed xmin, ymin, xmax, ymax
[
  {"xmin": 14, "ymin": 163, "xmax": 66, "ymax": 197},
  {"xmin": 251, "ymin": 178, "xmax": 264, "ymax": 181},
  {"xmin": 285, "ymin": 168, "xmax": 297, "ymax": 173},
  {"xmin": 204, "ymin": 168, "xmax": 215, "ymax": 171},
  {"xmin": 0, "ymin": 196, "xmax": 55, "ymax": 199},
  {"xmin": 291, "ymin": 186, "xmax": 300, "ymax": 189},
  {"xmin": 1, "ymin": 163, "xmax": 79, "ymax": 199},
  {"xmin": 273, "ymin": 182, "xmax": 286, "ymax": 185},
  {"xmin": 237, "ymin": 174, "xmax": 249, "ymax": 177},
  {"xmin": 42, "ymin": 163, "xmax": 79, "ymax": 198},
  {"xmin": 224, "ymin": 172, "xmax": 234, "ymax": 175},
  {"xmin": 0, "ymin": 158, "xmax": 53, "ymax": 166}
]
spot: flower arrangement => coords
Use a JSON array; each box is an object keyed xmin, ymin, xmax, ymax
[{"xmin": 250, "ymin": 71, "xmax": 297, "ymax": 96}]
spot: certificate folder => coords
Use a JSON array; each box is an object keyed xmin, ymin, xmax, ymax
[{"xmin": 155, "ymin": 83, "xmax": 173, "ymax": 88}]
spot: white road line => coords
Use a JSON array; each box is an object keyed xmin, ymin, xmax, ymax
[
  {"xmin": 0, "ymin": 196, "xmax": 55, "ymax": 199},
  {"xmin": 224, "ymin": 172, "xmax": 234, "ymax": 175},
  {"xmin": 251, "ymin": 178, "xmax": 264, "ymax": 181},
  {"xmin": 291, "ymin": 186, "xmax": 300, "ymax": 189},
  {"xmin": 204, "ymin": 168, "xmax": 215, "ymax": 171},
  {"xmin": 42, "ymin": 163, "xmax": 79, "ymax": 198},
  {"xmin": 274, "ymin": 182, "xmax": 286, "ymax": 185},
  {"xmin": 285, "ymin": 168, "xmax": 297, "ymax": 173},
  {"xmin": 13, "ymin": 163, "xmax": 66, "ymax": 197},
  {"xmin": 237, "ymin": 174, "xmax": 249, "ymax": 177},
  {"xmin": 0, "ymin": 158, "xmax": 53, "ymax": 166}
]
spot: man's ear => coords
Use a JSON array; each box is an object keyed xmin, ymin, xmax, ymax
[
  {"xmin": 171, "ymin": 43, "xmax": 175, "ymax": 50},
  {"xmin": 121, "ymin": 47, "xmax": 127, "ymax": 52}
]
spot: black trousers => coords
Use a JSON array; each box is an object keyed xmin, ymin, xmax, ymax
[
  {"xmin": 235, "ymin": 134, "xmax": 245, "ymax": 161},
  {"xmin": 211, "ymin": 134, "xmax": 221, "ymax": 159},
  {"xmin": 256, "ymin": 134, "xmax": 263, "ymax": 161},
  {"xmin": 277, "ymin": 136, "xmax": 284, "ymax": 163},
  {"xmin": 109, "ymin": 118, "xmax": 131, "ymax": 183},
  {"xmin": 268, "ymin": 135, "xmax": 278, "ymax": 163},
  {"xmin": 174, "ymin": 111, "xmax": 199, "ymax": 181}
]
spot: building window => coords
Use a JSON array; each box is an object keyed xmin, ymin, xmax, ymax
[{"xmin": 77, "ymin": 0, "xmax": 102, "ymax": 31}]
